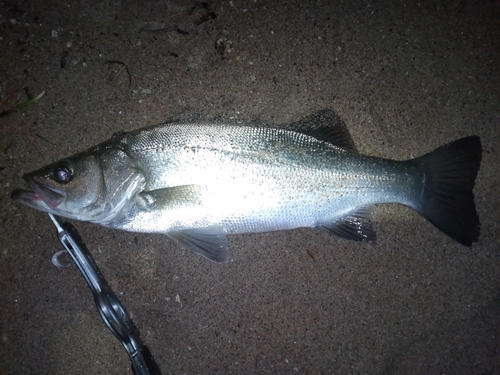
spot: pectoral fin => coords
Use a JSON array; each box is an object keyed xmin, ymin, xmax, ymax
[
  {"xmin": 167, "ymin": 227, "xmax": 229, "ymax": 263},
  {"xmin": 316, "ymin": 206, "xmax": 376, "ymax": 242},
  {"xmin": 141, "ymin": 185, "xmax": 229, "ymax": 263}
]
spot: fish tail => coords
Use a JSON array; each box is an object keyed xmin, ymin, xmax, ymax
[{"xmin": 412, "ymin": 136, "xmax": 482, "ymax": 246}]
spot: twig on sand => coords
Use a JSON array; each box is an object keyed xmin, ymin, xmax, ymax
[
  {"xmin": 105, "ymin": 60, "xmax": 132, "ymax": 87},
  {"xmin": 0, "ymin": 90, "xmax": 45, "ymax": 118}
]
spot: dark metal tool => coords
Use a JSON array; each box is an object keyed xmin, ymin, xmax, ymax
[{"xmin": 48, "ymin": 213, "xmax": 162, "ymax": 375}]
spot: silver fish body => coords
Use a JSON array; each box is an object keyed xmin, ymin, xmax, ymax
[{"xmin": 12, "ymin": 110, "xmax": 482, "ymax": 262}]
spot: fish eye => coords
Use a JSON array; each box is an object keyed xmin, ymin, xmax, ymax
[{"xmin": 52, "ymin": 163, "xmax": 73, "ymax": 184}]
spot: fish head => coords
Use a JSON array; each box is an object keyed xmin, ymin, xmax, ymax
[{"xmin": 11, "ymin": 147, "xmax": 146, "ymax": 223}]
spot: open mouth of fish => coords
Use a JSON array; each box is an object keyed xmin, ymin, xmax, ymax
[{"xmin": 11, "ymin": 176, "xmax": 64, "ymax": 209}]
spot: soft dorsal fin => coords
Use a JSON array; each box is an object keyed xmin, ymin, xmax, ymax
[
  {"xmin": 316, "ymin": 206, "xmax": 376, "ymax": 242},
  {"xmin": 286, "ymin": 110, "xmax": 358, "ymax": 153}
]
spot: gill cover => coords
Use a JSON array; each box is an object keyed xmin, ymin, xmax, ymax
[{"xmin": 12, "ymin": 147, "xmax": 146, "ymax": 223}]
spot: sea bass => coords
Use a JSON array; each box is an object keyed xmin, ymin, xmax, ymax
[{"xmin": 11, "ymin": 110, "xmax": 482, "ymax": 262}]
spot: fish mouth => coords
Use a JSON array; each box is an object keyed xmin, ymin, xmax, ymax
[{"xmin": 11, "ymin": 176, "xmax": 65, "ymax": 209}]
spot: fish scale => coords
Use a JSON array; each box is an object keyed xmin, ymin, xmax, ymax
[
  {"xmin": 12, "ymin": 110, "xmax": 482, "ymax": 263},
  {"xmin": 119, "ymin": 124, "xmax": 412, "ymax": 229}
]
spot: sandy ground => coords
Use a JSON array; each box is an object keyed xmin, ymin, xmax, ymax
[{"xmin": 1, "ymin": 0, "xmax": 499, "ymax": 374}]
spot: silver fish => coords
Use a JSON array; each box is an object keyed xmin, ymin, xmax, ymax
[{"xmin": 12, "ymin": 110, "xmax": 482, "ymax": 262}]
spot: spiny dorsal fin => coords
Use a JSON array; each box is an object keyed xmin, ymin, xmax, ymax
[{"xmin": 286, "ymin": 109, "xmax": 358, "ymax": 153}]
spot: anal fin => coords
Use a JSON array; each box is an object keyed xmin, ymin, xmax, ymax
[{"xmin": 316, "ymin": 206, "xmax": 376, "ymax": 242}]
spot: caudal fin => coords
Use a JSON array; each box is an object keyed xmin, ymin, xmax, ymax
[{"xmin": 412, "ymin": 136, "xmax": 482, "ymax": 246}]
